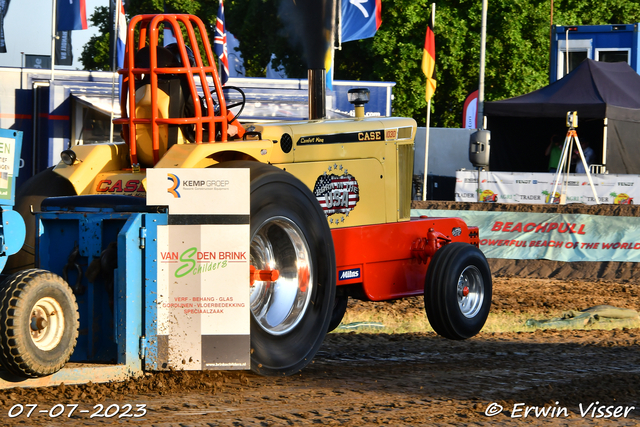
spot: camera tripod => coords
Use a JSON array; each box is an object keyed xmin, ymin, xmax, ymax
[{"xmin": 549, "ymin": 120, "xmax": 599, "ymax": 205}]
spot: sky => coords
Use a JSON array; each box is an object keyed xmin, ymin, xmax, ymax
[{"xmin": 0, "ymin": 0, "xmax": 102, "ymax": 70}]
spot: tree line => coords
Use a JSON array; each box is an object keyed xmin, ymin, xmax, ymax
[{"xmin": 80, "ymin": 0, "xmax": 640, "ymax": 127}]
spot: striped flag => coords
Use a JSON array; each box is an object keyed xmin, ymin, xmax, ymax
[
  {"xmin": 421, "ymin": 14, "xmax": 436, "ymax": 102},
  {"xmin": 214, "ymin": 0, "xmax": 229, "ymax": 85},
  {"xmin": 116, "ymin": 0, "xmax": 126, "ymax": 69}
]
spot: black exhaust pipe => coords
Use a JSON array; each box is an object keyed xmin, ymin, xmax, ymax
[{"xmin": 308, "ymin": 69, "xmax": 326, "ymax": 120}]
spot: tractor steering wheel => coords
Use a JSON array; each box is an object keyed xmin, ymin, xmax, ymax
[{"xmin": 210, "ymin": 85, "xmax": 246, "ymax": 123}]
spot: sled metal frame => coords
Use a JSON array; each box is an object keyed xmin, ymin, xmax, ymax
[{"xmin": 0, "ymin": 207, "xmax": 166, "ymax": 389}]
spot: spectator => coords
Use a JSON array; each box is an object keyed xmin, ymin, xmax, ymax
[
  {"xmin": 575, "ymin": 140, "xmax": 594, "ymax": 174},
  {"xmin": 545, "ymin": 134, "xmax": 563, "ymax": 173}
]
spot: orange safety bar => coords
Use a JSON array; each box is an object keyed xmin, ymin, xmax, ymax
[{"xmin": 113, "ymin": 14, "xmax": 230, "ymax": 166}]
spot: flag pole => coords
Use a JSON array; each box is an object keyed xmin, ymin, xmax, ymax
[
  {"xmin": 110, "ymin": 0, "xmax": 119, "ymax": 144},
  {"xmin": 422, "ymin": 3, "xmax": 435, "ymax": 202},
  {"xmin": 50, "ymin": 0, "xmax": 57, "ymax": 81},
  {"xmin": 422, "ymin": 97, "xmax": 431, "ymax": 201}
]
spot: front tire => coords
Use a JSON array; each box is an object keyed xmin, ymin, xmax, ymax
[
  {"xmin": 214, "ymin": 161, "xmax": 336, "ymax": 376},
  {"xmin": 424, "ymin": 243, "xmax": 492, "ymax": 340},
  {"xmin": 0, "ymin": 269, "xmax": 79, "ymax": 378}
]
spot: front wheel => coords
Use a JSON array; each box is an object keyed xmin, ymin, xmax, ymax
[
  {"xmin": 213, "ymin": 161, "xmax": 336, "ymax": 375},
  {"xmin": 424, "ymin": 243, "xmax": 492, "ymax": 340},
  {"xmin": 0, "ymin": 269, "xmax": 79, "ymax": 378}
]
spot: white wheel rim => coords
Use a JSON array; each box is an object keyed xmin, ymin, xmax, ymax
[
  {"xmin": 250, "ymin": 216, "xmax": 313, "ymax": 336},
  {"xmin": 30, "ymin": 297, "xmax": 65, "ymax": 351}
]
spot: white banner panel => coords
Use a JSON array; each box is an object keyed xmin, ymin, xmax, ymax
[
  {"xmin": 455, "ymin": 170, "xmax": 638, "ymax": 205},
  {"xmin": 157, "ymin": 224, "xmax": 250, "ymax": 370},
  {"xmin": 413, "ymin": 209, "xmax": 640, "ymax": 262},
  {"xmin": 147, "ymin": 168, "xmax": 250, "ymax": 214},
  {"xmin": 149, "ymin": 169, "xmax": 251, "ymax": 370}
]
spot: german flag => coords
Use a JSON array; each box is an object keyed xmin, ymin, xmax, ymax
[{"xmin": 421, "ymin": 15, "xmax": 436, "ymax": 102}]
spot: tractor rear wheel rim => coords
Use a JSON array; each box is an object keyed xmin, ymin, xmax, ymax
[
  {"xmin": 250, "ymin": 216, "xmax": 313, "ymax": 336},
  {"xmin": 457, "ymin": 265, "xmax": 484, "ymax": 319},
  {"xmin": 29, "ymin": 297, "xmax": 65, "ymax": 351}
]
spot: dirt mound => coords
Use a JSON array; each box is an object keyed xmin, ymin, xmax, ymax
[{"xmin": 412, "ymin": 200, "xmax": 640, "ymax": 281}]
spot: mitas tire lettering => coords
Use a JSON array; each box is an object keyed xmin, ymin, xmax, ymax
[
  {"xmin": 211, "ymin": 161, "xmax": 336, "ymax": 376},
  {"xmin": 424, "ymin": 242, "xmax": 492, "ymax": 340}
]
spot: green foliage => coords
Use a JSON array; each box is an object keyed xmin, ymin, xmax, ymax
[
  {"xmin": 80, "ymin": 0, "xmax": 217, "ymax": 71},
  {"xmin": 79, "ymin": 6, "xmax": 113, "ymax": 71},
  {"xmin": 81, "ymin": 0, "xmax": 640, "ymax": 127}
]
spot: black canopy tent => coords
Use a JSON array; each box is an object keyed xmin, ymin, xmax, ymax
[{"xmin": 485, "ymin": 59, "xmax": 640, "ymax": 173}]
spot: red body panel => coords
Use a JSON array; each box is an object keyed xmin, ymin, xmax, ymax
[{"xmin": 331, "ymin": 217, "xmax": 478, "ymax": 301}]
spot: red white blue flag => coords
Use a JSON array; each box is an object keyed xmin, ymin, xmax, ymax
[
  {"xmin": 57, "ymin": 0, "xmax": 88, "ymax": 31},
  {"xmin": 340, "ymin": 0, "xmax": 382, "ymax": 43},
  {"xmin": 116, "ymin": 0, "xmax": 126, "ymax": 69},
  {"xmin": 214, "ymin": 0, "xmax": 229, "ymax": 85}
]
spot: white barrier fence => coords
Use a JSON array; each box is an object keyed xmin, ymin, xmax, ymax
[{"xmin": 455, "ymin": 170, "xmax": 637, "ymax": 205}]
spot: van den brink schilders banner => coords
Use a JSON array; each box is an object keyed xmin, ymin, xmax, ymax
[{"xmin": 412, "ymin": 209, "xmax": 640, "ymax": 262}]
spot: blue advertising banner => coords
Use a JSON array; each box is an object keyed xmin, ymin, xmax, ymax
[
  {"xmin": 341, "ymin": 0, "xmax": 382, "ymax": 43},
  {"xmin": 412, "ymin": 209, "xmax": 640, "ymax": 263}
]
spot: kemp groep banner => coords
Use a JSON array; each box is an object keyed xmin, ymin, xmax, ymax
[{"xmin": 412, "ymin": 209, "xmax": 640, "ymax": 263}]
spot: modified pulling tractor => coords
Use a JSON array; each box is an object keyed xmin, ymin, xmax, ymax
[{"xmin": 3, "ymin": 14, "xmax": 491, "ymax": 383}]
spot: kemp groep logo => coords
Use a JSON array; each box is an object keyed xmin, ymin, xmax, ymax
[{"xmin": 167, "ymin": 173, "xmax": 181, "ymax": 198}]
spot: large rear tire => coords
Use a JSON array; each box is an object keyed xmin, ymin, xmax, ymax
[
  {"xmin": 0, "ymin": 269, "xmax": 79, "ymax": 378},
  {"xmin": 6, "ymin": 167, "xmax": 76, "ymax": 273},
  {"xmin": 213, "ymin": 161, "xmax": 336, "ymax": 376},
  {"xmin": 424, "ymin": 242, "xmax": 492, "ymax": 340}
]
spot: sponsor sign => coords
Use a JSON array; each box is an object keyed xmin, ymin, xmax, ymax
[
  {"xmin": 455, "ymin": 170, "xmax": 640, "ymax": 205},
  {"xmin": 147, "ymin": 168, "xmax": 249, "ymax": 214},
  {"xmin": 0, "ymin": 132, "xmax": 20, "ymax": 203},
  {"xmin": 338, "ymin": 268, "xmax": 361, "ymax": 281},
  {"xmin": 156, "ymin": 224, "xmax": 250, "ymax": 370},
  {"xmin": 148, "ymin": 169, "xmax": 250, "ymax": 370},
  {"xmin": 413, "ymin": 209, "xmax": 640, "ymax": 263}
]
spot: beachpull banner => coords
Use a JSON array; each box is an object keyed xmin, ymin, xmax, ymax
[
  {"xmin": 412, "ymin": 209, "xmax": 640, "ymax": 263},
  {"xmin": 455, "ymin": 170, "xmax": 638, "ymax": 205}
]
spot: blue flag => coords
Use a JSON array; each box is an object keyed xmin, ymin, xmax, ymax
[
  {"xmin": 57, "ymin": 0, "xmax": 88, "ymax": 31},
  {"xmin": 341, "ymin": 0, "xmax": 381, "ymax": 43}
]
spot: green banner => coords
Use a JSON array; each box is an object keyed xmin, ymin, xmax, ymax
[{"xmin": 412, "ymin": 209, "xmax": 640, "ymax": 262}]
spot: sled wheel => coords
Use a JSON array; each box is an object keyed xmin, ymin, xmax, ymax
[
  {"xmin": 327, "ymin": 295, "xmax": 348, "ymax": 333},
  {"xmin": 213, "ymin": 161, "xmax": 336, "ymax": 376},
  {"xmin": 0, "ymin": 269, "xmax": 79, "ymax": 378},
  {"xmin": 6, "ymin": 167, "xmax": 76, "ymax": 273},
  {"xmin": 424, "ymin": 242, "xmax": 492, "ymax": 340}
]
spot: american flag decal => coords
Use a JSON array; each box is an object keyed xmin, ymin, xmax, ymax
[{"xmin": 313, "ymin": 172, "xmax": 360, "ymax": 216}]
